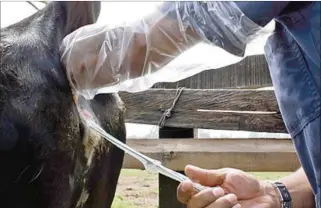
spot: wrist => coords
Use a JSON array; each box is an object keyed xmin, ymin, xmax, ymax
[{"xmin": 260, "ymin": 181, "xmax": 282, "ymax": 208}]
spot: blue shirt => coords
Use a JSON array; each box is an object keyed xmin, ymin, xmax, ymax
[{"xmin": 236, "ymin": 2, "xmax": 320, "ymax": 207}]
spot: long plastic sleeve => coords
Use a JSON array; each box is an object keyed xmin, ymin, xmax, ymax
[{"xmin": 60, "ymin": 1, "xmax": 269, "ymax": 99}]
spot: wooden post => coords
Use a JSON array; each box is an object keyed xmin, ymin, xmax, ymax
[{"xmin": 159, "ymin": 127, "xmax": 194, "ymax": 208}]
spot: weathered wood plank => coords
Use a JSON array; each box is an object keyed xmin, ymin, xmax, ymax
[
  {"xmin": 120, "ymin": 89, "xmax": 279, "ymax": 112},
  {"xmin": 122, "ymin": 139, "xmax": 300, "ymax": 172},
  {"xmin": 119, "ymin": 89, "xmax": 286, "ymax": 132},
  {"xmin": 153, "ymin": 55, "xmax": 272, "ymax": 89},
  {"xmin": 124, "ymin": 109, "xmax": 286, "ymax": 133}
]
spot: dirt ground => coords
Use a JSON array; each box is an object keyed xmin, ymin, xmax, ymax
[
  {"xmin": 111, "ymin": 169, "xmax": 290, "ymax": 208},
  {"xmin": 112, "ymin": 169, "xmax": 159, "ymax": 208}
]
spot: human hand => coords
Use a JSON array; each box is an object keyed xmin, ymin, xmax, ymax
[
  {"xmin": 177, "ymin": 165, "xmax": 280, "ymax": 208},
  {"xmin": 60, "ymin": 23, "xmax": 147, "ymax": 92}
]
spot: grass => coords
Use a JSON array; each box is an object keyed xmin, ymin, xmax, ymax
[
  {"xmin": 111, "ymin": 169, "xmax": 292, "ymax": 208},
  {"xmin": 118, "ymin": 169, "xmax": 151, "ymax": 177},
  {"xmin": 250, "ymin": 172, "xmax": 290, "ymax": 180}
]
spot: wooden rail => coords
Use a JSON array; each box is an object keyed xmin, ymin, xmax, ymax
[
  {"xmin": 153, "ymin": 54, "xmax": 272, "ymax": 89},
  {"xmin": 119, "ymin": 89, "xmax": 287, "ymax": 133},
  {"xmin": 122, "ymin": 138, "xmax": 300, "ymax": 172}
]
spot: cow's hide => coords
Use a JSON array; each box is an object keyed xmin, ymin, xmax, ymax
[{"xmin": 0, "ymin": 2, "xmax": 126, "ymax": 208}]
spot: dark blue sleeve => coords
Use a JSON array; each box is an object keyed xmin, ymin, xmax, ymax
[{"xmin": 234, "ymin": 1, "xmax": 290, "ymax": 27}]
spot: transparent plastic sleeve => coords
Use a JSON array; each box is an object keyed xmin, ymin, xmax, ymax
[{"xmin": 60, "ymin": 1, "xmax": 272, "ymax": 99}]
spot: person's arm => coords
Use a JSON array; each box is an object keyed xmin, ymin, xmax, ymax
[
  {"xmin": 60, "ymin": 3, "xmax": 203, "ymax": 95},
  {"xmin": 124, "ymin": 1, "xmax": 291, "ymax": 76},
  {"xmin": 61, "ymin": 2, "xmax": 290, "ymax": 98},
  {"xmin": 276, "ymin": 167, "xmax": 315, "ymax": 208}
]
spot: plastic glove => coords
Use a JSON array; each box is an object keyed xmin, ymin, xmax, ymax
[{"xmin": 60, "ymin": 2, "xmax": 264, "ymax": 99}]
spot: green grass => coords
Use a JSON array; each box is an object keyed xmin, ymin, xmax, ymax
[
  {"xmin": 250, "ymin": 172, "xmax": 291, "ymax": 180},
  {"xmin": 119, "ymin": 169, "xmax": 151, "ymax": 177}
]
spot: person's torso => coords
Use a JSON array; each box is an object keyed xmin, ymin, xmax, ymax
[{"xmin": 264, "ymin": 1, "xmax": 320, "ymax": 205}]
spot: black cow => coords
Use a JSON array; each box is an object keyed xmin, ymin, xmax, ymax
[{"xmin": 0, "ymin": 1, "xmax": 126, "ymax": 208}]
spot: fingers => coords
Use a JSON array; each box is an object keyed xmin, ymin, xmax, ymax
[
  {"xmin": 186, "ymin": 187, "xmax": 226, "ymax": 208},
  {"xmin": 177, "ymin": 181, "xmax": 241, "ymax": 208},
  {"xmin": 177, "ymin": 180, "xmax": 198, "ymax": 204},
  {"xmin": 184, "ymin": 165, "xmax": 226, "ymax": 187},
  {"xmin": 205, "ymin": 194, "xmax": 240, "ymax": 208}
]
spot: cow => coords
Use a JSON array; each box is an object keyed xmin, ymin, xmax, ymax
[{"xmin": 0, "ymin": 1, "xmax": 126, "ymax": 208}]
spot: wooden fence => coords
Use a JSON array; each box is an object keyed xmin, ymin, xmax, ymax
[
  {"xmin": 117, "ymin": 55, "xmax": 300, "ymax": 208},
  {"xmin": 153, "ymin": 54, "xmax": 272, "ymax": 89}
]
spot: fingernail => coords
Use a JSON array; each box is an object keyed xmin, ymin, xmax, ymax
[
  {"xmin": 186, "ymin": 164, "xmax": 195, "ymax": 169},
  {"xmin": 225, "ymin": 194, "xmax": 237, "ymax": 204},
  {"xmin": 232, "ymin": 204, "xmax": 241, "ymax": 208},
  {"xmin": 212, "ymin": 187, "xmax": 224, "ymax": 197}
]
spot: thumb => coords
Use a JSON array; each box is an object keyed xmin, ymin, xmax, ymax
[{"xmin": 184, "ymin": 165, "xmax": 226, "ymax": 187}]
